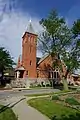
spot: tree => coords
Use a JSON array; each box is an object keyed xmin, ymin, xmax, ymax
[
  {"xmin": 38, "ymin": 10, "xmax": 80, "ymax": 90},
  {"xmin": 72, "ymin": 19, "xmax": 80, "ymax": 37},
  {"xmin": 72, "ymin": 19, "xmax": 80, "ymax": 59},
  {"xmin": 0, "ymin": 47, "xmax": 14, "ymax": 85}
]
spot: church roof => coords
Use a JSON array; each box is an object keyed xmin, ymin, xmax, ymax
[
  {"xmin": 26, "ymin": 20, "xmax": 36, "ymax": 35},
  {"xmin": 36, "ymin": 57, "xmax": 41, "ymax": 67},
  {"xmin": 38, "ymin": 54, "xmax": 49, "ymax": 65},
  {"xmin": 36, "ymin": 57, "xmax": 41, "ymax": 64},
  {"xmin": 15, "ymin": 66, "xmax": 25, "ymax": 71}
]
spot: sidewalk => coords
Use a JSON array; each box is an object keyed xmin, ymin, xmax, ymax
[
  {"xmin": 0, "ymin": 96, "xmax": 50, "ymax": 120},
  {"xmin": 13, "ymin": 97, "xmax": 50, "ymax": 120}
]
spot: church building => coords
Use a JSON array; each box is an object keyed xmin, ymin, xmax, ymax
[{"xmin": 15, "ymin": 20, "xmax": 76, "ymax": 85}]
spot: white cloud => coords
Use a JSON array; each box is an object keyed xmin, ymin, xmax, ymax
[{"xmin": 0, "ymin": 0, "xmax": 43, "ymax": 62}]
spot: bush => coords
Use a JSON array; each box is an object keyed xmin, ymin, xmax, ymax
[
  {"xmin": 0, "ymin": 105, "xmax": 18, "ymax": 120},
  {"xmin": 77, "ymin": 89, "xmax": 80, "ymax": 93},
  {"xmin": 65, "ymin": 97, "xmax": 80, "ymax": 105},
  {"xmin": 46, "ymin": 84, "xmax": 51, "ymax": 87},
  {"xmin": 37, "ymin": 84, "xmax": 41, "ymax": 87},
  {"xmin": 52, "ymin": 95, "xmax": 60, "ymax": 100},
  {"xmin": 41, "ymin": 82, "xmax": 45, "ymax": 87},
  {"xmin": 30, "ymin": 83, "xmax": 41, "ymax": 88}
]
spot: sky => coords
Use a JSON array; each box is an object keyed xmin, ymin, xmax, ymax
[{"xmin": 0, "ymin": 0, "xmax": 80, "ymax": 62}]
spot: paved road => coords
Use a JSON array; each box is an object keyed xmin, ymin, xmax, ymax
[{"xmin": 0, "ymin": 88, "xmax": 60, "ymax": 99}]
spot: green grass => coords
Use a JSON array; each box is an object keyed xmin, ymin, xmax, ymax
[
  {"xmin": 29, "ymin": 85, "xmax": 52, "ymax": 89},
  {"xmin": 26, "ymin": 92, "xmax": 54, "ymax": 97},
  {"xmin": 52, "ymin": 95, "xmax": 60, "ymax": 100},
  {"xmin": 28, "ymin": 97, "xmax": 80, "ymax": 120},
  {"xmin": 0, "ymin": 105, "xmax": 18, "ymax": 120},
  {"xmin": 65, "ymin": 97, "xmax": 80, "ymax": 105},
  {"xmin": 26, "ymin": 90, "xmax": 72, "ymax": 97}
]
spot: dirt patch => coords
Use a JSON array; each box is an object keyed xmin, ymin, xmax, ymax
[
  {"xmin": 72, "ymin": 94, "xmax": 80, "ymax": 102},
  {"xmin": 59, "ymin": 93, "xmax": 80, "ymax": 102}
]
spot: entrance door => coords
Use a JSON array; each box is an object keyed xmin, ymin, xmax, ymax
[{"xmin": 19, "ymin": 70, "xmax": 24, "ymax": 78}]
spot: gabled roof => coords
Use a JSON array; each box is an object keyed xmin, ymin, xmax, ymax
[
  {"xmin": 38, "ymin": 54, "xmax": 49, "ymax": 65},
  {"xmin": 36, "ymin": 57, "xmax": 41, "ymax": 64},
  {"xmin": 15, "ymin": 66, "xmax": 25, "ymax": 71}
]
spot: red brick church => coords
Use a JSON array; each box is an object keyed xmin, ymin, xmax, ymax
[{"xmin": 15, "ymin": 20, "xmax": 79, "ymax": 85}]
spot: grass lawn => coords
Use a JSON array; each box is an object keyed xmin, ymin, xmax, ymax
[
  {"xmin": 26, "ymin": 90, "xmax": 73, "ymax": 97},
  {"xmin": 26, "ymin": 92, "xmax": 54, "ymax": 97},
  {"xmin": 28, "ymin": 97, "xmax": 80, "ymax": 120},
  {"xmin": 0, "ymin": 105, "xmax": 18, "ymax": 120}
]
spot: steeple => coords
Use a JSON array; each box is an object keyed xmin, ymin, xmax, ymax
[
  {"xmin": 17, "ymin": 55, "xmax": 21, "ymax": 68},
  {"xmin": 26, "ymin": 19, "xmax": 36, "ymax": 35}
]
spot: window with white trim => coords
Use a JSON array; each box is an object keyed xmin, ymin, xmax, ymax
[{"xmin": 49, "ymin": 71, "xmax": 59, "ymax": 79}]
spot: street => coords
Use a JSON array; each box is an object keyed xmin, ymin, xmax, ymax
[{"xmin": 0, "ymin": 88, "xmax": 60, "ymax": 99}]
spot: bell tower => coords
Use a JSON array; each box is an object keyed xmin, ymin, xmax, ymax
[{"xmin": 22, "ymin": 20, "xmax": 37, "ymax": 78}]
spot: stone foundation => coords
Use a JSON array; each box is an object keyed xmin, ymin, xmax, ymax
[
  {"xmin": 11, "ymin": 78, "xmax": 51, "ymax": 88},
  {"xmin": 11, "ymin": 77, "xmax": 77, "ymax": 88},
  {"xmin": 11, "ymin": 78, "xmax": 27, "ymax": 88}
]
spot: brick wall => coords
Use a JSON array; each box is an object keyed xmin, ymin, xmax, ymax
[
  {"xmin": 37, "ymin": 55, "xmax": 61, "ymax": 78},
  {"xmin": 22, "ymin": 32, "xmax": 37, "ymax": 78}
]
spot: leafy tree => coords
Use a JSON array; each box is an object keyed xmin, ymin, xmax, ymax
[
  {"xmin": 72, "ymin": 19, "xmax": 80, "ymax": 37},
  {"xmin": 72, "ymin": 19, "xmax": 80, "ymax": 59},
  {"xmin": 39, "ymin": 10, "xmax": 80, "ymax": 90},
  {"xmin": 0, "ymin": 47, "xmax": 14, "ymax": 85}
]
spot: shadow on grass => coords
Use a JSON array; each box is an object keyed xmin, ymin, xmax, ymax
[
  {"xmin": 52, "ymin": 113, "xmax": 80, "ymax": 120},
  {"xmin": 0, "ymin": 98, "xmax": 25, "ymax": 113},
  {"xmin": 0, "ymin": 103, "xmax": 11, "ymax": 113}
]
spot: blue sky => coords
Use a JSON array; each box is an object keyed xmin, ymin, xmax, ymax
[
  {"xmin": 0, "ymin": 0, "xmax": 80, "ymax": 62},
  {"xmin": 16, "ymin": 0, "xmax": 80, "ymax": 19}
]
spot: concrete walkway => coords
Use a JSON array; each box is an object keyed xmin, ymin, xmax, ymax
[{"xmin": 0, "ymin": 96, "xmax": 50, "ymax": 120}]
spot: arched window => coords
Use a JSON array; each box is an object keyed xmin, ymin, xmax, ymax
[
  {"xmin": 53, "ymin": 71, "xmax": 59, "ymax": 79},
  {"xmin": 49, "ymin": 70, "xmax": 59, "ymax": 79}
]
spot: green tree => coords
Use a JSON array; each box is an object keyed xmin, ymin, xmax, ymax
[
  {"xmin": 72, "ymin": 19, "xmax": 80, "ymax": 59},
  {"xmin": 39, "ymin": 10, "xmax": 80, "ymax": 90},
  {"xmin": 72, "ymin": 19, "xmax": 80, "ymax": 37},
  {"xmin": 0, "ymin": 47, "xmax": 14, "ymax": 85}
]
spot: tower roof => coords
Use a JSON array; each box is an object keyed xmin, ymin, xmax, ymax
[{"xmin": 26, "ymin": 19, "xmax": 36, "ymax": 35}]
